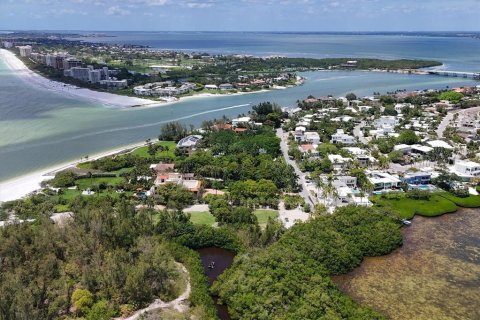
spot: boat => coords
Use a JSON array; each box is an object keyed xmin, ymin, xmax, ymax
[
  {"xmin": 402, "ymin": 220, "xmax": 412, "ymax": 226},
  {"xmin": 208, "ymin": 261, "xmax": 215, "ymax": 269}
]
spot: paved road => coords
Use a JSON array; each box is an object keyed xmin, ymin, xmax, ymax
[
  {"xmin": 436, "ymin": 106, "xmax": 480, "ymax": 138},
  {"xmin": 353, "ymin": 121, "xmax": 369, "ymax": 144},
  {"xmin": 276, "ymin": 128, "xmax": 315, "ymax": 207}
]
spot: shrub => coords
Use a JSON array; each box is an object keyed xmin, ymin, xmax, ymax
[
  {"xmin": 406, "ymin": 189, "xmax": 431, "ymax": 200},
  {"xmin": 71, "ymin": 288, "xmax": 94, "ymax": 315}
]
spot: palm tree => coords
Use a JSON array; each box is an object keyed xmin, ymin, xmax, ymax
[{"xmin": 314, "ymin": 178, "xmax": 324, "ymax": 203}]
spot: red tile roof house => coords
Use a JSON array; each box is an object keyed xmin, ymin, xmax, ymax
[{"xmin": 299, "ymin": 144, "xmax": 319, "ymax": 156}]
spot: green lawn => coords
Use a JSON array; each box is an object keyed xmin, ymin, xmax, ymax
[
  {"xmin": 188, "ymin": 211, "xmax": 216, "ymax": 226},
  {"xmin": 438, "ymin": 192, "xmax": 480, "ymax": 208},
  {"xmin": 75, "ymin": 177, "xmax": 125, "ymax": 190},
  {"xmin": 131, "ymin": 141, "xmax": 176, "ymax": 158},
  {"xmin": 370, "ymin": 194, "xmax": 458, "ymax": 219},
  {"xmin": 254, "ymin": 210, "xmax": 279, "ymax": 226}
]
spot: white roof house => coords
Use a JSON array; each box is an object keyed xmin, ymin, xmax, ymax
[
  {"xmin": 451, "ymin": 160, "xmax": 480, "ymax": 179},
  {"xmin": 411, "ymin": 144, "xmax": 433, "ymax": 154},
  {"xmin": 367, "ymin": 171, "xmax": 401, "ymax": 191},
  {"xmin": 177, "ymin": 135, "xmax": 203, "ymax": 149},
  {"xmin": 232, "ymin": 116, "xmax": 251, "ymax": 127},
  {"xmin": 394, "ymin": 103, "xmax": 413, "ymax": 113},
  {"xmin": 358, "ymin": 105, "xmax": 372, "ymax": 112},
  {"xmin": 295, "ymin": 126, "xmax": 307, "ymax": 133},
  {"xmin": 374, "ymin": 116, "xmax": 400, "ymax": 129},
  {"xmin": 343, "ymin": 147, "xmax": 368, "ymax": 156},
  {"xmin": 427, "ymin": 140, "xmax": 454, "ymax": 150},
  {"xmin": 303, "ymin": 132, "xmax": 321, "ymax": 144},
  {"xmin": 331, "ymin": 129, "xmax": 356, "ymax": 145}
]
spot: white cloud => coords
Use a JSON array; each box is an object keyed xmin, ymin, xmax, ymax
[{"xmin": 106, "ymin": 6, "xmax": 130, "ymax": 15}]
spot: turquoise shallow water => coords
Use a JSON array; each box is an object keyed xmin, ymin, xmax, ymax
[{"xmin": 0, "ymin": 33, "xmax": 479, "ymax": 182}]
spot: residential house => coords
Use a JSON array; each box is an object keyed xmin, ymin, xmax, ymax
[
  {"xmin": 176, "ymin": 135, "xmax": 203, "ymax": 154},
  {"xmin": 367, "ymin": 171, "xmax": 401, "ymax": 191},
  {"xmin": 328, "ymin": 154, "xmax": 350, "ymax": 171},
  {"xmin": 219, "ymin": 83, "xmax": 234, "ymax": 90},
  {"xmin": 451, "ymin": 160, "xmax": 480, "ymax": 180},
  {"xmin": 299, "ymin": 144, "xmax": 319, "ymax": 157},
  {"xmin": 331, "ymin": 129, "xmax": 356, "ymax": 145},
  {"xmin": 232, "ymin": 117, "xmax": 251, "ymax": 128},
  {"xmin": 401, "ymin": 172, "xmax": 432, "ymax": 185},
  {"xmin": 374, "ymin": 116, "xmax": 400, "ymax": 128},
  {"xmin": 303, "ymin": 131, "xmax": 321, "ymax": 144}
]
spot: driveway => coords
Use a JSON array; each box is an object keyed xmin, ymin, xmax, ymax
[{"xmin": 353, "ymin": 121, "xmax": 369, "ymax": 144}]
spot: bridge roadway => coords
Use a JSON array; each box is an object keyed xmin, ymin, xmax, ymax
[{"xmin": 427, "ymin": 70, "xmax": 480, "ymax": 79}]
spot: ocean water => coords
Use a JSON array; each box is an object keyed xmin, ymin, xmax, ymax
[
  {"xmin": 69, "ymin": 32, "xmax": 480, "ymax": 72},
  {"xmin": 1, "ymin": 33, "xmax": 479, "ymax": 182}
]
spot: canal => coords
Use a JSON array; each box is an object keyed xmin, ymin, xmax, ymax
[{"xmin": 196, "ymin": 247, "xmax": 235, "ymax": 320}]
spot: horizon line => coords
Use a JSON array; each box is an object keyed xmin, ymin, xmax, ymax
[{"xmin": 2, "ymin": 29, "xmax": 480, "ymax": 33}]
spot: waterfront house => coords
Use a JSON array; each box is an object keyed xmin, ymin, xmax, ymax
[
  {"xmin": 450, "ymin": 160, "xmax": 480, "ymax": 180},
  {"xmin": 219, "ymin": 83, "xmax": 234, "ymax": 90},
  {"xmin": 205, "ymin": 84, "xmax": 218, "ymax": 90},
  {"xmin": 176, "ymin": 135, "xmax": 203, "ymax": 154},
  {"xmin": 232, "ymin": 116, "xmax": 251, "ymax": 128},
  {"xmin": 401, "ymin": 172, "xmax": 432, "ymax": 185},
  {"xmin": 367, "ymin": 171, "xmax": 401, "ymax": 191}
]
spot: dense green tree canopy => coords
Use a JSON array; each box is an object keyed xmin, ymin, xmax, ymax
[{"xmin": 213, "ymin": 206, "xmax": 403, "ymax": 320}]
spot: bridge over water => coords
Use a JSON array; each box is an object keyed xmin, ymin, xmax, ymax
[{"xmin": 427, "ymin": 70, "xmax": 480, "ymax": 80}]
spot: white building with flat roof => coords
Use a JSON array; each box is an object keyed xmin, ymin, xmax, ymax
[
  {"xmin": 451, "ymin": 160, "xmax": 480, "ymax": 180},
  {"xmin": 303, "ymin": 131, "xmax": 321, "ymax": 144},
  {"xmin": 367, "ymin": 171, "xmax": 401, "ymax": 191},
  {"xmin": 427, "ymin": 140, "xmax": 454, "ymax": 150},
  {"xmin": 331, "ymin": 129, "xmax": 356, "ymax": 145},
  {"xmin": 232, "ymin": 116, "xmax": 251, "ymax": 128},
  {"xmin": 374, "ymin": 116, "xmax": 400, "ymax": 129}
]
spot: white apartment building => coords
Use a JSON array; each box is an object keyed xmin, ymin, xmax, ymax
[{"xmin": 18, "ymin": 45, "xmax": 32, "ymax": 57}]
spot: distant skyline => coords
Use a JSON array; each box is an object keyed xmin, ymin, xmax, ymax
[{"xmin": 1, "ymin": 0, "xmax": 480, "ymax": 32}]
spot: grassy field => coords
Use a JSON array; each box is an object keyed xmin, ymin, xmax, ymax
[
  {"xmin": 254, "ymin": 210, "xmax": 279, "ymax": 226},
  {"xmin": 131, "ymin": 141, "xmax": 177, "ymax": 158},
  {"xmin": 189, "ymin": 211, "xmax": 216, "ymax": 226},
  {"xmin": 370, "ymin": 194, "xmax": 458, "ymax": 219},
  {"xmin": 75, "ymin": 176, "xmax": 125, "ymax": 190},
  {"xmin": 438, "ymin": 193, "xmax": 480, "ymax": 208}
]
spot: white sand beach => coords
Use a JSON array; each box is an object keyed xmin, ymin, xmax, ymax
[
  {"xmin": 0, "ymin": 49, "xmax": 160, "ymax": 108},
  {"xmin": 0, "ymin": 141, "xmax": 147, "ymax": 203}
]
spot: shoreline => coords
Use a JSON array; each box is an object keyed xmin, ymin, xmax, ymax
[
  {"xmin": 0, "ymin": 49, "xmax": 296, "ymax": 110},
  {"xmin": 0, "ymin": 49, "xmax": 163, "ymax": 108},
  {"xmin": 0, "ymin": 140, "xmax": 149, "ymax": 202}
]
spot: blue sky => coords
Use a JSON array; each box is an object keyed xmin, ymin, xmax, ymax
[{"xmin": 1, "ymin": 0, "xmax": 479, "ymax": 31}]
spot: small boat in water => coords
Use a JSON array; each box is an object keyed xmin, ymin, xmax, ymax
[
  {"xmin": 402, "ymin": 220, "xmax": 412, "ymax": 226},
  {"xmin": 208, "ymin": 261, "xmax": 215, "ymax": 269}
]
